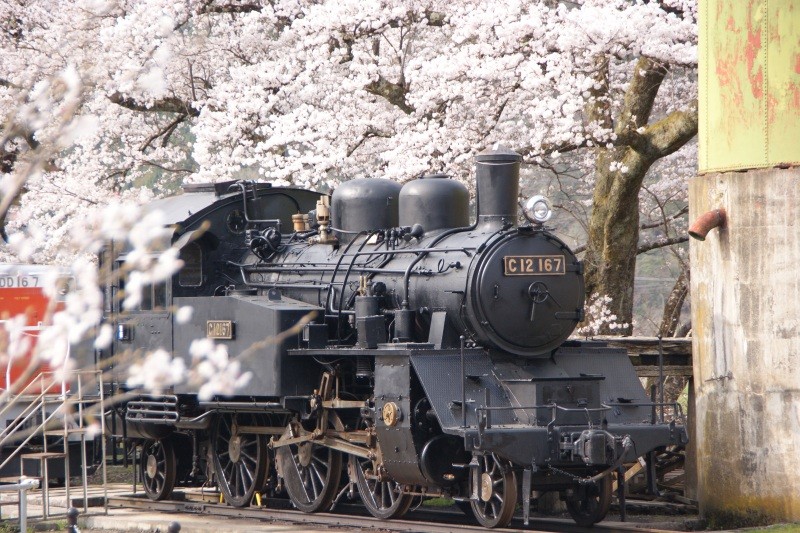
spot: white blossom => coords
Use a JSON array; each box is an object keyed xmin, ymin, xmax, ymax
[
  {"xmin": 127, "ymin": 349, "xmax": 186, "ymax": 392},
  {"xmin": 175, "ymin": 306, "xmax": 194, "ymax": 324}
]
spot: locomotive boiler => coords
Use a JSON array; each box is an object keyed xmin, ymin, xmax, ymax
[{"xmin": 103, "ymin": 147, "xmax": 687, "ymax": 528}]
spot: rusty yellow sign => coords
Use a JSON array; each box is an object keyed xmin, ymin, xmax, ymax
[{"xmin": 700, "ymin": 0, "xmax": 800, "ymax": 173}]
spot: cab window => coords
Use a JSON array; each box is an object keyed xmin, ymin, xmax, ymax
[{"xmin": 179, "ymin": 242, "xmax": 203, "ymax": 287}]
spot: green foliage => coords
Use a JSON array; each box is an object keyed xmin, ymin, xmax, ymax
[{"xmin": 422, "ymin": 497, "xmax": 455, "ymax": 507}]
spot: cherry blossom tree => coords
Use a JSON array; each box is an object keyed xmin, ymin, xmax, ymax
[{"xmin": 1, "ymin": 0, "xmax": 698, "ymax": 336}]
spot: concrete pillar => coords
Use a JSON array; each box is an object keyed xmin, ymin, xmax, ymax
[{"xmin": 690, "ymin": 169, "xmax": 800, "ymax": 524}]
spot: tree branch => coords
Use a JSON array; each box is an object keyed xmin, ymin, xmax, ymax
[
  {"xmin": 346, "ymin": 126, "xmax": 391, "ymax": 157},
  {"xmin": 0, "ymin": 78, "xmax": 21, "ymax": 90},
  {"xmin": 640, "ymin": 205, "xmax": 688, "ymax": 230},
  {"xmin": 658, "ymin": 268, "xmax": 690, "ymax": 337},
  {"xmin": 139, "ymin": 114, "xmax": 188, "ymax": 152},
  {"xmin": 199, "ymin": 3, "xmax": 262, "ymax": 15},
  {"xmin": 637, "ymin": 235, "xmax": 688, "ymax": 255},
  {"xmin": 585, "ymin": 55, "xmax": 612, "ymax": 131},
  {"xmin": 366, "ymin": 75, "xmax": 414, "ymax": 114},
  {"xmin": 643, "ymin": 107, "xmax": 698, "ymax": 158},
  {"xmin": 142, "ymin": 160, "xmax": 194, "ymax": 173},
  {"xmin": 616, "ymin": 57, "xmax": 668, "ymax": 134},
  {"xmin": 108, "ymin": 92, "xmax": 200, "ymax": 117}
]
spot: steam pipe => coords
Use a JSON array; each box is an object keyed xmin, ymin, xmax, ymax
[{"xmin": 688, "ymin": 208, "xmax": 726, "ymax": 240}]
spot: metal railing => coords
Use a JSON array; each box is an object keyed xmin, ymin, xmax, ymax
[
  {"xmin": 0, "ymin": 477, "xmax": 39, "ymax": 532},
  {"xmin": 0, "ymin": 368, "xmax": 107, "ymax": 524}
]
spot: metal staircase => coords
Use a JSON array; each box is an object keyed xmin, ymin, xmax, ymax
[{"xmin": 0, "ymin": 367, "xmax": 107, "ymax": 520}]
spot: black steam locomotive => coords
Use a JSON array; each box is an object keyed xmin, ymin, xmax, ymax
[{"xmin": 103, "ymin": 147, "xmax": 686, "ymax": 528}]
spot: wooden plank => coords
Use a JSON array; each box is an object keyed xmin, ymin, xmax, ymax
[
  {"xmin": 591, "ymin": 336, "xmax": 692, "ymax": 355},
  {"xmin": 633, "ymin": 366, "xmax": 694, "ymax": 378},
  {"xmin": 612, "ymin": 460, "xmax": 645, "ymax": 491}
]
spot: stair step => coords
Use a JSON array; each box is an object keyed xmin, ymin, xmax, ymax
[{"xmin": 20, "ymin": 452, "xmax": 67, "ymax": 460}]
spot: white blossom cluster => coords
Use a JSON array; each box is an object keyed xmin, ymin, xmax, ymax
[
  {"xmin": 0, "ymin": 0, "xmax": 698, "ymax": 394},
  {"xmin": 2, "ymin": 0, "xmax": 696, "ymax": 246},
  {"xmin": 576, "ymin": 293, "xmax": 630, "ymax": 337}
]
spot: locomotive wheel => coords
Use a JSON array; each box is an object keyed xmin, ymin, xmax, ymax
[
  {"xmin": 350, "ymin": 454, "xmax": 412, "ymax": 519},
  {"xmin": 469, "ymin": 454, "xmax": 517, "ymax": 528},
  {"xmin": 565, "ymin": 473, "xmax": 612, "ymax": 527},
  {"xmin": 211, "ymin": 413, "xmax": 270, "ymax": 507},
  {"xmin": 278, "ymin": 428, "xmax": 342, "ymax": 512},
  {"xmin": 140, "ymin": 439, "xmax": 176, "ymax": 501}
]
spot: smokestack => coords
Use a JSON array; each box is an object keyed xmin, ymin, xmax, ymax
[{"xmin": 475, "ymin": 146, "xmax": 522, "ymax": 228}]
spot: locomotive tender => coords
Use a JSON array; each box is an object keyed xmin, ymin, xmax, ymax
[{"xmin": 104, "ymin": 147, "xmax": 687, "ymax": 528}]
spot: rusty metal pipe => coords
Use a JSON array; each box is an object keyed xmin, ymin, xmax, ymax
[{"xmin": 689, "ymin": 208, "xmax": 726, "ymax": 241}]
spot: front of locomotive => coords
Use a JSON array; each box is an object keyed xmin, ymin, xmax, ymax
[
  {"xmin": 460, "ymin": 148, "xmax": 585, "ymax": 357},
  {"xmin": 403, "ymin": 148, "xmax": 687, "ymax": 527}
]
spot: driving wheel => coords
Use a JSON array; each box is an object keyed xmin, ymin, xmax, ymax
[
  {"xmin": 350, "ymin": 454, "xmax": 412, "ymax": 519},
  {"xmin": 211, "ymin": 413, "xmax": 270, "ymax": 507},
  {"xmin": 277, "ymin": 422, "xmax": 342, "ymax": 512}
]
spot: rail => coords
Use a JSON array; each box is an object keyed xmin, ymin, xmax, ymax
[{"xmin": 0, "ymin": 477, "xmax": 39, "ymax": 532}]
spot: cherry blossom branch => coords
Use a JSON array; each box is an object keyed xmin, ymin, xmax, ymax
[
  {"xmin": 346, "ymin": 126, "xmax": 392, "ymax": 157},
  {"xmin": 199, "ymin": 2, "xmax": 263, "ymax": 15},
  {"xmin": 640, "ymin": 205, "xmax": 688, "ymax": 230},
  {"xmin": 108, "ymin": 92, "xmax": 200, "ymax": 117},
  {"xmin": 0, "ymin": 78, "xmax": 21, "ymax": 89},
  {"xmin": 139, "ymin": 114, "xmax": 188, "ymax": 152},
  {"xmin": 365, "ymin": 75, "xmax": 413, "ymax": 114},
  {"xmin": 142, "ymin": 160, "xmax": 195, "ymax": 173}
]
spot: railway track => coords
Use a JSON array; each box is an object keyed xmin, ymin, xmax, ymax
[{"xmin": 107, "ymin": 492, "xmax": 680, "ymax": 533}]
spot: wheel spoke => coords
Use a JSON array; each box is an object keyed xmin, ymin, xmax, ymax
[
  {"xmin": 240, "ymin": 461, "xmax": 253, "ymax": 485},
  {"xmin": 310, "ymin": 464, "xmax": 324, "ymax": 498}
]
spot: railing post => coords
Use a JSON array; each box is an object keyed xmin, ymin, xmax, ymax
[{"xmin": 19, "ymin": 481, "xmax": 27, "ymax": 533}]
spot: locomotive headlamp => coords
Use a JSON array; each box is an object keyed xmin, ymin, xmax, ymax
[{"xmin": 523, "ymin": 195, "xmax": 553, "ymax": 224}]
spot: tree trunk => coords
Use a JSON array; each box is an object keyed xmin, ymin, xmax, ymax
[
  {"xmin": 583, "ymin": 148, "xmax": 650, "ymax": 334},
  {"xmin": 582, "ymin": 57, "xmax": 697, "ymax": 334},
  {"xmin": 658, "ymin": 268, "xmax": 690, "ymax": 337}
]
